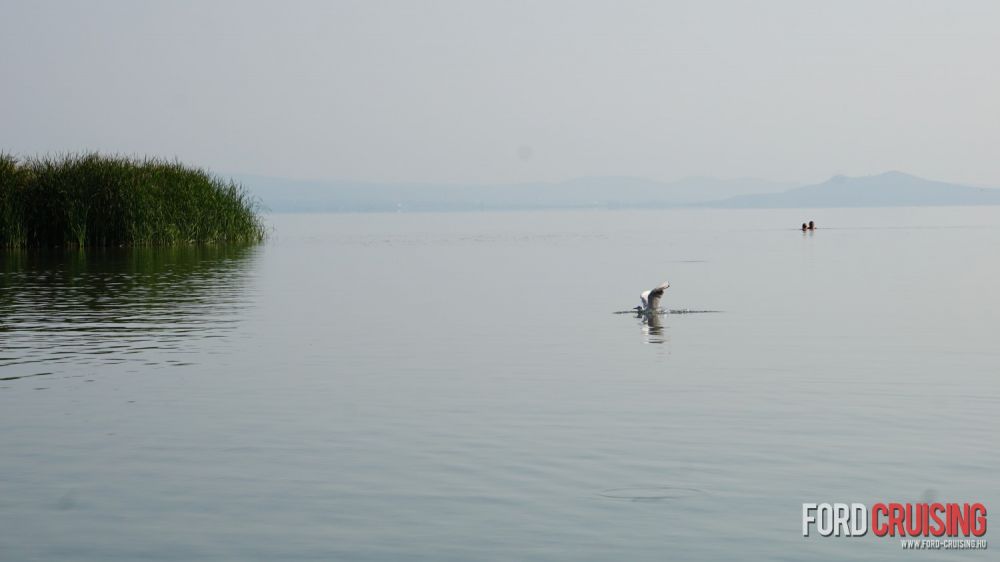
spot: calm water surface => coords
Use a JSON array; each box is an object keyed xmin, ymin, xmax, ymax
[{"xmin": 1, "ymin": 208, "xmax": 998, "ymax": 561}]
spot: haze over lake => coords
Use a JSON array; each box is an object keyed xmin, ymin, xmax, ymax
[
  {"xmin": 2, "ymin": 207, "xmax": 997, "ymax": 561},
  {"xmin": 5, "ymin": 0, "xmax": 1000, "ymax": 558},
  {"xmin": 242, "ymin": 172, "xmax": 1000, "ymax": 213}
]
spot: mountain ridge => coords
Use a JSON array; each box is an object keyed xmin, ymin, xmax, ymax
[
  {"xmin": 237, "ymin": 174, "xmax": 793, "ymax": 212},
  {"xmin": 705, "ymin": 171, "xmax": 1000, "ymax": 208},
  {"xmin": 238, "ymin": 171, "xmax": 1000, "ymax": 212}
]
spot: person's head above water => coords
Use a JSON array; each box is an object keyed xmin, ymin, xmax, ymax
[
  {"xmin": 801, "ymin": 223, "xmax": 808, "ymax": 231},
  {"xmin": 808, "ymin": 220, "xmax": 815, "ymax": 230}
]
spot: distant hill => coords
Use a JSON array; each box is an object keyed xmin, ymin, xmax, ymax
[
  {"xmin": 236, "ymin": 175, "xmax": 792, "ymax": 212},
  {"xmin": 706, "ymin": 171, "xmax": 1000, "ymax": 208},
  {"xmin": 238, "ymin": 171, "xmax": 1000, "ymax": 212}
]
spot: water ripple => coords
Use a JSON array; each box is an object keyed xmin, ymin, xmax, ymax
[{"xmin": 0, "ymin": 247, "xmax": 259, "ymax": 378}]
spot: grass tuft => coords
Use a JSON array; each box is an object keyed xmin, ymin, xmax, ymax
[{"xmin": 0, "ymin": 153, "xmax": 264, "ymax": 248}]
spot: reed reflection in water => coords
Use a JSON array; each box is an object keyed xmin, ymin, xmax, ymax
[{"xmin": 0, "ymin": 247, "xmax": 259, "ymax": 380}]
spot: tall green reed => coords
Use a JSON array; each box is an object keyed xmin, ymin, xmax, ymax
[{"xmin": 0, "ymin": 153, "xmax": 265, "ymax": 248}]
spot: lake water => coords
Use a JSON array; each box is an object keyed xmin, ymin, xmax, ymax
[{"xmin": 1, "ymin": 208, "xmax": 997, "ymax": 561}]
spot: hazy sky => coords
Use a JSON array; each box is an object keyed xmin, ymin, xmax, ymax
[{"xmin": 2, "ymin": 1, "xmax": 999, "ymax": 186}]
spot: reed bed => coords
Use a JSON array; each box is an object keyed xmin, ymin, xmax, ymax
[{"xmin": 0, "ymin": 153, "xmax": 265, "ymax": 248}]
